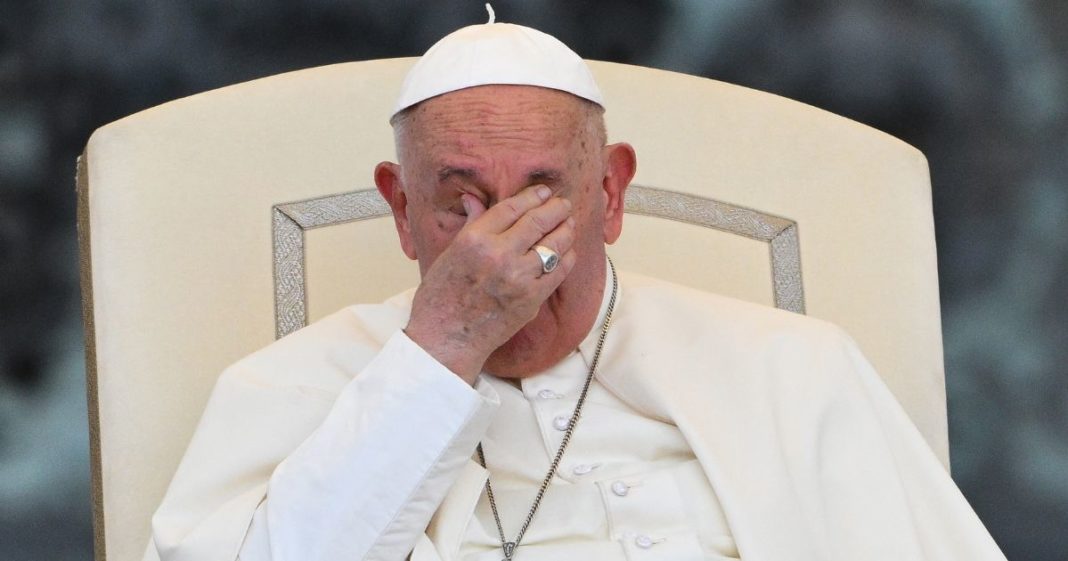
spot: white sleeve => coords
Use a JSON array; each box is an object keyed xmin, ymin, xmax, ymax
[{"xmin": 236, "ymin": 331, "xmax": 499, "ymax": 561}]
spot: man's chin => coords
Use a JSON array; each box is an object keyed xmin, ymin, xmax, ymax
[{"xmin": 483, "ymin": 313, "xmax": 562, "ymax": 378}]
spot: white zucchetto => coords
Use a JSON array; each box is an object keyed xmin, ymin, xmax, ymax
[{"xmin": 391, "ymin": 21, "xmax": 604, "ymax": 117}]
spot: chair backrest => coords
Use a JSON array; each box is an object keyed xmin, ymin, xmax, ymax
[{"xmin": 78, "ymin": 58, "xmax": 945, "ymax": 561}]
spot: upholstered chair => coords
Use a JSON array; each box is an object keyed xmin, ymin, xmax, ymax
[{"xmin": 78, "ymin": 59, "xmax": 945, "ymax": 561}]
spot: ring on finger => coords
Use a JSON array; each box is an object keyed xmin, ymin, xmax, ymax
[{"xmin": 533, "ymin": 245, "xmax": 560, "ymax": 275}]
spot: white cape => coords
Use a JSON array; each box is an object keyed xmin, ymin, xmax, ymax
[{"xmin": 148, "ymin": 272, "xmax": 1006, "ymax": 561}]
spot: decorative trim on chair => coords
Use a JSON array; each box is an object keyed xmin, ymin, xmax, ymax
[
  {"xmin": 272, "ymin": 190, "xmax": 392, "ymax": 338},
  {"xmin": 272, "ymin": 185, "xmax": 804, "ymax": 338},
  {"xmin": 623, "ymin": 185, "xmax": 805, "ymax": 314}
]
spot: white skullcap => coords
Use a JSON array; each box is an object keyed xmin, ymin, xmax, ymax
[{"xmin": 391, "ymin": 20, "xmax": 604, "ymax": 117}]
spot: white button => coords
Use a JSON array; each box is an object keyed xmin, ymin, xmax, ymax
[
  {"xmin": 537, "ymin": 389, "xmax": 560, "ymax": 399},
  {"xmin": 552, "ymin": 415, "xmax": 570, "ymax": 431},
  {"xmin": 572, "ymin": 463, "xmax": 598, "ymax": 475},
  {"xmin": 611, "ymin": 480, "xmax": 629, "ymax": 496},
  {"xmin": 635, "ymin": 535, "xmax": 655, "ymax": 549}
]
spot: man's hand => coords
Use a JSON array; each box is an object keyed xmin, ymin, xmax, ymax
[{"xmin": 404, "ymin": 185, "xmax": 577, "ymax": 384}]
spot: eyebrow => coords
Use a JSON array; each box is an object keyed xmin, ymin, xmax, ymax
[
  {"xmin": 437, "ymin": 166, "xmax": 479, "ymax": 183},
  {"xmin": 435, "ymin": 166, "xmax": 563, "ymax": 186},
  {"xmin": 527, "ymin": 169, "xmax": 561, "ymax": 184}
]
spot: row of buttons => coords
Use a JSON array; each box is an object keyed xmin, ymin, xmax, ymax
[
  {"xmin": 545, "ymin": 387, "xmax": 635, "ymax": 498},
  {"xmin": 542, "ymin": 383, "xmax": 571, "ymax": 439},
  {"xmin": 528, "ymin": 382, "xmax": 694, "ymax": 556},
  {"xmin": 538, "ymin": 382, "xmax": 656, "ymax": 550},
  {"xmin": 566, "ymin": 460, "xmax": 637, "ymax": 497}
]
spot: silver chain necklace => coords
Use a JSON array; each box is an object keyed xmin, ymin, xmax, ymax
[{"xmin": 475, "ymin": 257, "xmax": 619, "ymax": 561}]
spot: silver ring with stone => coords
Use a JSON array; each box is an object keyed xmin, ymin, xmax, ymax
[{"xmin": 533, "ymin": 245, "xmax": 560, "ymax": 275}]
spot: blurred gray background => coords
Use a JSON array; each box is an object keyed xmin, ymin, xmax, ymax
[{"xmin": 1, "ymin": 0, "xmax": 1065, "ymax": 559}]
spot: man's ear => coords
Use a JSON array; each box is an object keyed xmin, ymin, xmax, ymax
[
  {"xmin": 374, "ymin": 161, "xmax": 418, "ymax": 260},
  {"xmin": 601, "ymin": 142, "xmax": 637, "ymax": 245}
]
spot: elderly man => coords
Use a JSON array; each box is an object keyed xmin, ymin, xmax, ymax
[{"xmin": 149, "ymin": 21, "xmax": 1006, "ymax": 561}]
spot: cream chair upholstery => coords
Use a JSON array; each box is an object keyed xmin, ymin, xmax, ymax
[{"xmin": 78, "ymin": 58, "xmax": 945, "ymax": 561}]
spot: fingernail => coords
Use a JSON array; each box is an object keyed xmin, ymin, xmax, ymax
[{"xmin": 536, "ymin": 186, "xmax": 552, "ymax": 200}]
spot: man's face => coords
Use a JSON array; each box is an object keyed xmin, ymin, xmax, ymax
[{"xmin": 385, "ymin": 85, "xmax": 630, "ymax": 375}]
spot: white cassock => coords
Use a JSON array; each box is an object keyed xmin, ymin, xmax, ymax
[{"xmin": 147, "ymin": 267, "xmax": 1007, "ymax": 561}]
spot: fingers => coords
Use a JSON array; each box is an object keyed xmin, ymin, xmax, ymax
[
  {"xmin": 470, "ymin": 184, "xmax": 555, "ymax": 234},
  {"xmin": 503, "ymin": 196, "xmax": 571, "ymax": 253},
  {"xmin": 461, "ymin": 184, "xmax": 573, "ymax": 255},
  {"xmin": 455, "ymin": 183, "xmax": 575, "ymax": 285},
  {"xmin": 462, "ymin": 193, "xmax": 486, "ymax": 225},
  {"xmin": 535, "ymin": 216, "xmax": 576, "ymax": 255},
  {"xmin": 527, "ymin": 216, "xmax": 575, "ymax": 275}
]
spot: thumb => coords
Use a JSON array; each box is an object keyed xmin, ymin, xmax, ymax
[{"xmin": 462, "ymin": 193, "xmax": 486, "ymax": 226}]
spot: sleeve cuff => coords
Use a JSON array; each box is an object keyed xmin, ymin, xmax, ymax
[
  {"xmin": 248, "ymin": 330, "xmax": 498, "ymax": 561},
  {"xmin": 392, "ymin": 329, "xmax": 500, "ymax": 407}
]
